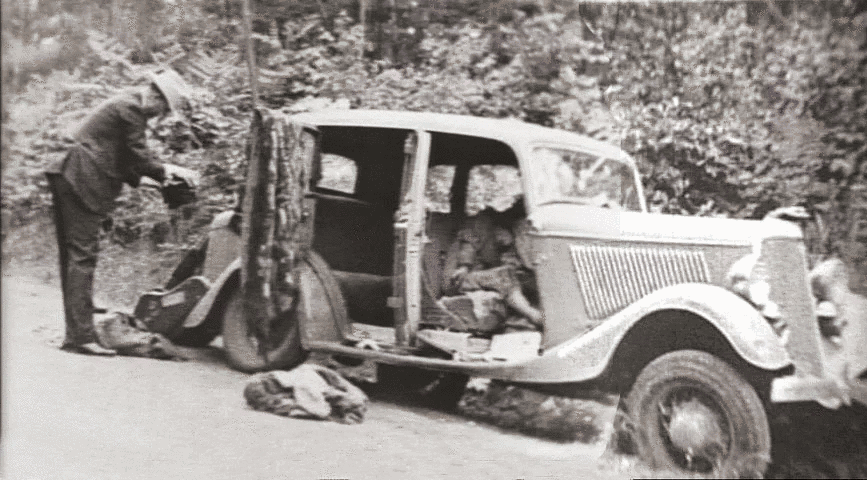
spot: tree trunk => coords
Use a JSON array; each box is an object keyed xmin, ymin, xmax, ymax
[
  {"xmin": 111, "ymin": 0, "xmax": 122, "ymax": 41},
  {"xmin": 359, "ymin": 0, "xmax": 367, "ymax": 58}
]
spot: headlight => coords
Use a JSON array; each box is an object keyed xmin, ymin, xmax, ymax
[
  {"xmin": 815, "ymin": 301, "xmax": 837, "ymax": 319},
  {"xmin": 762, "ymin": 300, "xmax": 781, "ymax": 319},
  {"xmin": 727, "ymin": 253, "xmax": 772, "ymax": 308},
  {"xmin": 727, "ymin": 254, "xmax": 788, "ymax": 342},
  {"xmin": 727, "ymin": 253, "xmax": 759, "ymax": 297},
  {"xmin": 747, "ymin": 280, "xmax": 771, "ymax": 308}
]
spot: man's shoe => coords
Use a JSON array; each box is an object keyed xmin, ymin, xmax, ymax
[{"xmin": 61, "ymin": 342, "xmax": 116, "ymax": 356}]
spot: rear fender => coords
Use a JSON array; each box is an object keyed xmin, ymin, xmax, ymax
[
  {"xmin": 540, "ymin": 283, "xmax": 792, "ymax": 382},
  {"xmin": 182, "ymin": 210, "xmax": 242, "ymax": 329},
  {"xmin": 183, "ymin": 257, "xmax": 241, "ymax": 328},
  {"xmin": 201, "ymin": 211, "xmax": 241, "ymax": 282},
  {"xmin": 183, "ymin": 250, "xmax": 349, "ymax": 342}
]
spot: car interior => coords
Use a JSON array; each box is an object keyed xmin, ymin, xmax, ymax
[{"xmin": 310, "ymin": 126, "xmax": 540, "ymax": 352}]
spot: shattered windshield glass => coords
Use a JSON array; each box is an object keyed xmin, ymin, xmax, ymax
[{"xmin": 530, "ymin": 147, "xmax": 641, "ymax": 211}]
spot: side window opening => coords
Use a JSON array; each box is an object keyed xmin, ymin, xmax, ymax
[
  {"xmin": 466, "ymin": 164, "xmax": 523, "ymax": 215},
  {"xmin": 316, "ymin": 153, "xmax": 358, "ymax": 194},
  {"xmin": 426, "ymin": 132, "xmax": 524, "ymax": 217}
]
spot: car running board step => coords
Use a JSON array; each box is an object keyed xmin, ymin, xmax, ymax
[
  {"xmin": 346, "ymin": 323, "xmax": 396, "ymax": 344},
  {"xmin": 304, "ymin": 339, "xmax": 539, "ymax": 378}
]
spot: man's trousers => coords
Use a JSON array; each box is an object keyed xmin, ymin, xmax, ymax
[{"xmin": 46, "ymin": 173, "xmax": 104, "ymax": 346}]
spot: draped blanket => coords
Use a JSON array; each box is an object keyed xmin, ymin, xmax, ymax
[{"xmin": 244, "ymin": 364, "xmax": 369, "ymax": 424}]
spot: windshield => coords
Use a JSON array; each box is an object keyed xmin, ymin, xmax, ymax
[{"xmin": 530, "ymin": 147, "xmax": 642, "ymax": 211}]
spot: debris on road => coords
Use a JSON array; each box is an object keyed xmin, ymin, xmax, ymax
[
  {"xmin": 95, "ymin": 311, "xmax": 189, "ymax": 361},
  {"xmin": 459, "ymin": 379, "xmax": 618, "ymax": 443},
  {"xmin": 244, "ymin": 364, "xmax": 368, "ymax": 424}
]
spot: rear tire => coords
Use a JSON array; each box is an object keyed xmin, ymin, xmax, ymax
[
  {"xmin": 625, "ymin": 350, "xmax": 771, "ymax": 477},
  {"xmin": 221, "ymin": 286, "xmax": 306, "ymax": 373}
]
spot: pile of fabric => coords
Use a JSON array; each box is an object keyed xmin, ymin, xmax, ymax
[{"xmin": 244, "ymin": 364, "xmax": 369, "ymax": 424}]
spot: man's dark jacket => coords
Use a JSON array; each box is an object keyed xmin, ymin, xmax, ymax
[{"xmin": 50, "ymin": 90, "xmax": 166, "ymax": 215}]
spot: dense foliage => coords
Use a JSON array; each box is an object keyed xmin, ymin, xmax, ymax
[{"xmin": 2, "ymin": 0, "xmax": 865, "ymax": 288}]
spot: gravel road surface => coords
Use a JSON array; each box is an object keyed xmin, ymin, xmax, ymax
[{"xmin": 2, "ymin": 275, "xmax": 629, "ymax": 480}]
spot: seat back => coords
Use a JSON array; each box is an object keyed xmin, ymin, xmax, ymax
[
  {"xmin": 420, "ymin": 212, "xmax": 469, "ymax": 330},
  {"xmin": 423, "ymin": 212, "xmax": 457, "ymax": 298}
]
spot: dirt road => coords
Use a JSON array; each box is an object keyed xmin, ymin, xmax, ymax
[{"xmin": 1, "ymin": 275, "xmax": 628, "ymax": 480}]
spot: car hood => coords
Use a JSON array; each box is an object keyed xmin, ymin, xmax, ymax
[{"xmin": 529, "ymin": 205, "xmax": 802, "ymax": 246}]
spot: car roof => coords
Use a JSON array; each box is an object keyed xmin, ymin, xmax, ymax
[{"xmin": 291, "ymin": 109, "xmax": 632, "ymax": 164}]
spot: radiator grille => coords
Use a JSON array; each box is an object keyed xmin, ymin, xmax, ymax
[{"xmin": 570, "ymin": 245, "xmax": 710, "ymax": 319}]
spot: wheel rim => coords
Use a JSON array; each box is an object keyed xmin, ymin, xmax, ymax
[{"xmin": 656, "ymin": 384, "xmax": 732, "ymax": 473}]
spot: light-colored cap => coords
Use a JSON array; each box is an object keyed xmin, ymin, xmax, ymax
[{"xmin": 148, "ymin": 68, "xmax": 192, "ymax": 114}]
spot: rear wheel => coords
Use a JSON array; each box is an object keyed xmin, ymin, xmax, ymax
[
  {"xmin": 221, "ymin": 251, "xmax": 347, "ymax": 372},
  {"xmin": 221, "ymin": 286, "xmax": 306, "ymax": 372},
  {"xmin": 625, "ymin": 350, "xmax": 771, "ymax": 477}
]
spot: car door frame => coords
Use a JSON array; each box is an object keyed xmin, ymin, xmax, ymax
[{"xmin": 392, "ymin": 129, "xmax": 433, "ymax": 346}]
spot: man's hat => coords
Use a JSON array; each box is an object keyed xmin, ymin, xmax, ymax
[{"xmin": 148, "ymin": 68, "xmax": 192, "ymax": 113}]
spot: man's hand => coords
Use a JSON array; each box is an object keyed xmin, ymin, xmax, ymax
[{"xmin": 163, "ymin": 163, "xmax": 200, "ymax": 187}]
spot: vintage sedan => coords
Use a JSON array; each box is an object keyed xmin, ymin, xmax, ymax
[{"xmin": 138, "ymin": 108, "xmax": 867, "ymax": 476}]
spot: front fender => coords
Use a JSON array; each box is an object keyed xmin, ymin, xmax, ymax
[
  {"xmin": 562, "ymin": 283, "xmax": 791, "ymax": 374},
  {"xmin": 183, "ymin": 257, "xmax": 241, "ymax": 328},
  {"xmin": 505, "ymin": 283, "xmax": 792, "ymax": 383}
]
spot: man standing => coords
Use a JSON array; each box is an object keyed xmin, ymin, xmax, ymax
[{"xmin": 45, "ymin": 69, "xmax": 199, "ymax": 355}]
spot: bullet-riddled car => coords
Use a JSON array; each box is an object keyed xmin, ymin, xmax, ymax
[{"xmin": 141, "ymin": 109, "xmax": 867, "ymax": 476}]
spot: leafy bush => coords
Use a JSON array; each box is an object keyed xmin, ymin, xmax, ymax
[{"xmin": 2, "ymin": 1, "xmax": 864, "ymax": 293}]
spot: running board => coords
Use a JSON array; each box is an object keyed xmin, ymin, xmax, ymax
[
  {"xmin": 347, "ymin": 323, "xmax": 397, "ymax": 344},
  {"xmin": 305, "ymin": 340, "xmax": 528, "ymax": 377}
]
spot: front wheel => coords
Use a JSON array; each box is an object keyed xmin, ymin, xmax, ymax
[{"xmin": 625, "ymin": 350, "xmax": 772, "ymax": 477}]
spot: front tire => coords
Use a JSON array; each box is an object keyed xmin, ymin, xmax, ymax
[{"xmin": 625, "ymin": 350, "xmax": 771, "ymax": 477}]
